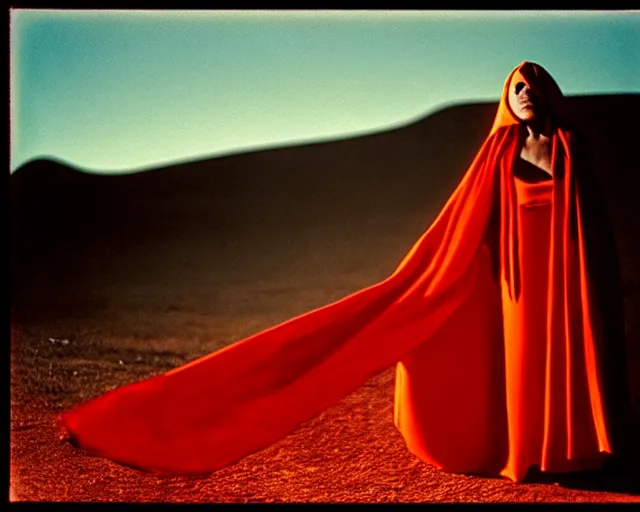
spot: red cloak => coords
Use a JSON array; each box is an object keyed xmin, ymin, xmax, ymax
[{"xmin": 57, "ymin": 61, "xmax": 628, "ymax": 483}]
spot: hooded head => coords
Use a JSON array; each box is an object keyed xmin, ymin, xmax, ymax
[{"xmin": 490, "ymin": 61, "xmax": 569, "ymax": 136}]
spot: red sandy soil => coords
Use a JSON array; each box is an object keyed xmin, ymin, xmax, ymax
[{"xmin": 10, "ymin": 318, "xmax": 640, "ymax": 503}]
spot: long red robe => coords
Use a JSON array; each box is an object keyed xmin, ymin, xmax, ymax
[{"xmin": 57, "ymin": 61, "xmax": 629, "ymax": 482}]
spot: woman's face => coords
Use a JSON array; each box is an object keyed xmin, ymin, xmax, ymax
[{"xmin": 507, "ymin": 70, "xmax": 546, "ymax": 123}]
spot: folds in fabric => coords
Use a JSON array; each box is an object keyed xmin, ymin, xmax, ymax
[{"xmin": 58, "ymin": 128, "xmax": 508, "ymax": 476}]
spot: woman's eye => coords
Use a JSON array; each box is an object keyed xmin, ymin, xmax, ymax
[{"xmin": 515, "ymin": 82, "xmax": 526, "ymax": 94}]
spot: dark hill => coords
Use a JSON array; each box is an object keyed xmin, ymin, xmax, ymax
[{"xmin": 10, "ymin": 95, "xmax": 640, "ymax": 364}]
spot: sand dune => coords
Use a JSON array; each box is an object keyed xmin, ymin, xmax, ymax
[
  {"xmin": 11, "ymin": 95, "xmax": 640, "ymax": 348},
  {"xmin": 11, "ymin": 97, "xmax": 640, "ymax": 285}
]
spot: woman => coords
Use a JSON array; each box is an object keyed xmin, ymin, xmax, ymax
[
  {"xmin": 58, "ymin": 62, "xmax": 633, "ymax": 483},
  {"xmin": 394, "ymin": 61, "xmax": 633, "ymax": 482}
]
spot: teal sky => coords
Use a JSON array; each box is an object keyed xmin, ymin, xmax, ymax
[{"xmin": 10, "ymin": 10, "xmax": 640, "ymax": 174}]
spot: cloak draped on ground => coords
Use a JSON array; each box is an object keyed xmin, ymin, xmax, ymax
[{"xmin": 58, "ymin": 62, "xmax": 631, "ymax": 482}]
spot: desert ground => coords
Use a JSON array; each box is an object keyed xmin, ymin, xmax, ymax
[{"xmin": 10, "ymin": 96, "xmax": 640, "ymax": 502}]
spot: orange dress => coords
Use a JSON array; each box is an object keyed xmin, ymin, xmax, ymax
[
  {"xmin": 392, "ymin": 156, "xmax": 614, "ymax": 483},
  {"xmin": 58, "ymin": 61, "xmax": 626, "ymax": 483},
  {"xmin": 500, "ymin": 161, "xmax": 607, "ymax": 481}
]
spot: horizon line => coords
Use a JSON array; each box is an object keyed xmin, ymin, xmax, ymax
[
  {"xmin": 11, "ymin": 91, "xmax": 637, "ymax": 176},
  {"xmin": 11, "ymin": 98, "xmax": 498, "ymax": 175}
]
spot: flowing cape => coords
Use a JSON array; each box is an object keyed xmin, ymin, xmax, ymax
[
  {"xmin": 58, "ymin": 128, "xmax": 510, "ymax": 475},
  {"xmin": 58, "ymin": 62, "xmax": 628, "ymax": 480}
]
